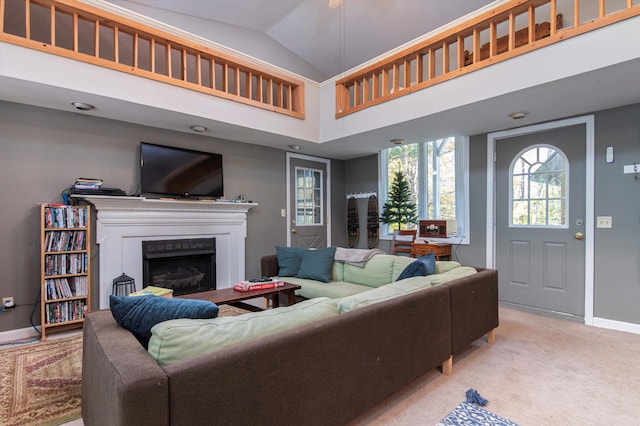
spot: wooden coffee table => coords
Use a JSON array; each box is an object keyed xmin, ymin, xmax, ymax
[{"xmin": 177, "ymin": 282, "xmax": 301, "ymax": 311}]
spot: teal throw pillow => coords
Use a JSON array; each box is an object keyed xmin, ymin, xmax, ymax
[
  {"xmin": 276, "ymin": 246, "xmax": 307, "ymax": 276},
  {"xmin": 296, "ymin": 246, "xmax": 337, "ymax": 283},
  {"xmin": 396, "ymin": 253, "xmax": 436, "ymax": 281},
  {"xmin": 110, "ymin": 295, "xmax": 219, "ymax": 348}
]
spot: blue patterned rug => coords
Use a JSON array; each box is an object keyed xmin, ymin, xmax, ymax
[{"xmin": 437, "ymin": 390, "xmax": 519, "ymax": 426}]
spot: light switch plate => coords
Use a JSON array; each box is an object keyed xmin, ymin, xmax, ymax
[
  {"xmin": 606, "ymin": 147, "xmax": 614, "ymax": 163},
  {"xmin": 596, "ymin": 216, "xmax": 612, "ymax": 229}
]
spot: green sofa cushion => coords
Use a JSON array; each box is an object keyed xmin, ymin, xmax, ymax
[
  {"xmin": 278, "ymin": 277, "xmax": 372, "ymax": 299},
  {"xmin": 337, "ymin": 276, "xmax": 434, "ymax": 313},
  {"xmin": 428, "ymin": 266, "xmax": 477, "ymax": 285},
  {"xmin": 147, "ymin": 297, "xmax": 338, "ymax": 367},
  {"xmin": 343, "ymin": 254, "xmax": 415, "ymax": 287},
  {"xmin": 436, "ymin": 261, "xmax": 462, "ymax": 274},
  {"xmin": 337, "ymin": 266, "xmax": 477, "ymax": 313}
]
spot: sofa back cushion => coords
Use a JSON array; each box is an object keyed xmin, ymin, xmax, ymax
[
  {"xmin": 148, "ymin": 297, "xmax": 338, "ymax": 367},
  {"xmin": 338, "ymin": 266, "xmax": 477, "ymax": 313},
  {"xmin": 343, "ymin": 254, "xmax": 415, "ymax": 287}
]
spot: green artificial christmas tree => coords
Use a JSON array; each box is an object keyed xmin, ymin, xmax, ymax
[{"xmin": 380, "ymin": 171, "xmax": 418, "ymax": 230}]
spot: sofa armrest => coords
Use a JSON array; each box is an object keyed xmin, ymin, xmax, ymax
[
  {"xmin": 445, "ymin": 268, "xmax": 499, "ymax": 354},
  {"xmin": 82, "ymin": 310, "xmax": 170, "ymax": 426},
  {"xmin": 261, "ymin": 254, "xmax": 279, "ymax": 277}
]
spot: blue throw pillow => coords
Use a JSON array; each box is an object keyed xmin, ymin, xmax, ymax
[
  {"xmin": 417, "ymin": 252, "xmax": 437, "ymax": 275},
  {"xmin": 276, "ymin": 246, "xmax": 307, "ymax": 276},
  {"xmin": 396, "ymin": 253, "xmax": 436, "ymax": 281},
  {"xmin": 110, "ymin": 295, "xmax": 219, "ymax": 348},
  {"xmin": 296, "ymin": 246, "xmax": 337, "ymax": 283}
]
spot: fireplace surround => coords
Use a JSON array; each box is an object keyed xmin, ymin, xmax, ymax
[{"xmin": 77, "ymin": 195, "xmax": 257, "ymax": 309}]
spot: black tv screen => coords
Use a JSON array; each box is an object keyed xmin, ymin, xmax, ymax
[{"xmin": 140, "ymin": 142, "xmax": 224, "ymax": 198}]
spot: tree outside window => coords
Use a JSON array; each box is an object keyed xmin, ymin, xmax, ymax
[{"xmin": 380, "ymin": 136, "xmax": 468, "ymax": 240}]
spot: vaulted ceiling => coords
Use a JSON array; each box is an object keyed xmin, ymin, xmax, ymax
[{"xmin": 120, "ymin": 0, "xmax": 496, "ymax": 80}]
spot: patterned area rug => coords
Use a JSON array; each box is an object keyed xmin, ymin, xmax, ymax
[
  {"xmin": 438, "ymin": 402, "xmax": 519, "ymax": 426},
  {"xmin": 0, "ymin": 335, "xmax": 82, "ymax": 426}
]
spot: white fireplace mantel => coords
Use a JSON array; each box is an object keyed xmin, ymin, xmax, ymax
[{"xmin": 78, "ymin": 195, "xmax": 257, "ymax": 308}]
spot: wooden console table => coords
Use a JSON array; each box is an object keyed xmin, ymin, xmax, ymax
[{"xmin": 411, "ymin": 242, "xmax": 452, "ymax": 260}]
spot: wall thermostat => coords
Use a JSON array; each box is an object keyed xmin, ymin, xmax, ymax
[{"xmin": 606, "ymin": 146, "xmax": 614, "ymax": 163}]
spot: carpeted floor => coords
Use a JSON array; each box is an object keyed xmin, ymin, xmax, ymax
[
  {"xmin": 350, "ymin": 306, "xmax": 640, "ymax": 425},
  {"xmin": 0, "ymin": 335, "xmax": 82, "ymax": 426}
]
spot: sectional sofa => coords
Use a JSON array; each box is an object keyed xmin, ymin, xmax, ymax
[{"xmin": 81, "ymin": 252, "xmax": 498, "ymax": 425}]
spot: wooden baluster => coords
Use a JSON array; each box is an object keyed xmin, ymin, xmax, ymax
[
  {"xmin": 362, "ymin": 76, "xmax": 369, "ymax": 103},
  {"xmin": 489, "ymin": 21, "xmax": 497, "ymax": 59},
  {"xmin": 209, "ymin": 58, "xmax": 215, "ymax": 90},
  {"xmin": 246, "ymin": 70, "xmax": 252, "ymax": 99},
  {"xmin": 456, "ymin": 35, "xmax": 464, "ymax": 71},
  {"xmin": 392, "ymin": 62, "xmax": 400, "ymax": 93},
  {"xmin": 182, "ymin": 48, "xmax": 187, "ymax": 81},
  {"xmin": 94, "ymin": 19, "xmax": 99, "ymax": 58},
  {"xmin": 528, "ymin": 5, "xmax": 535, "ymax": 42},
  {"xmin": 114, "ymin": 26, "xmax": 119, "ymax": 63},
  {"xmin": 508, "ymin": 13, "xmax": 515, "ymax": 51},
  {"xmin": 354, "ymin": 79, "xmax": 361, "ymax": 105},
  {"xmin": 599, "ymin": 0, "xmax": 605, "ymax": 18},
  {"xmin": 196, "ymin": 53, "xmax": 201, "ymax": 86},
  {"xmin": 428, "ymin": 48, "xmax": 435, "ymax": 79},
  {"xmin": 25, "ymin": 0, "xmax": 30, "ymax": 39},
  {"xmin": 0, "ymin": 0, "xmax": 5, "ymax": 33},
  {"xmin": 473, "ymin": 28, "xmax": 480, "ymax": 64},
  {"xmin": 73, "ymin": 12, "xmax": 78, "ymax": 52},
  {"xmin": 372, "ymin": 72, "xmax": 379, "ymax": 99},
  {"xmin": 166, "ymin": 43, "xmax": 172, "ymax": 78},
  {"xmin": 133, "ymin": 33, "xmax": 138, "ymax": 68},
  {"xmin": 235, "ymin": 66, "xmax": 241, "ymax": 96},
  {"xmin": 266, "ymin": 78, "xmax": 272, "ymax": 105},
  {"xmin": 50, "ymin": 3, "xmax": 55, "ymax": 46},
  {"xmin": 574, "ymin": 0, "xmax": 580, "ymax": 28},
  {"xmin": 415, "ymin": 53, "xmax": 423, "ymax": 84},
  {"xmin": 442, "ymin": 41, "xmax": 449, "ymax": 74},
  {"xmin": 287, "ymin": 84, "xmax": 293, "ymax": 110},
  {"xmin": 550, "ymin": 0, "xmax": 557, "ymax": 35},
  {"xmin": 403, "ymin": 58, "xmax": 411, "ymax": 88},
  {"xmin": 150, "ymin": 38, "xmax": 155, "ymax": 72},
  {"xmin": 257, "ymin": 74, "xmax": 263, "ymax": 101}
]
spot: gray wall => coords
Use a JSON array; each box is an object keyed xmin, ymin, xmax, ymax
[
  {"xmin": 344, "ymin": 154, "xmax": 379, "ymax": 250},
  {"xmin": 344, "ymin": 103, "xmax": 640, "ymax": 326},
  {"xmin": 0, "ymin": 101, "xmax": 345, "ymax": 332}
]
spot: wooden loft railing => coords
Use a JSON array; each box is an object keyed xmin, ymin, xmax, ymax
[
  {"xmin": 0, "ymin": 0, "xmax": 305, "ymax": 119},
  {"xmin": 335, "ymin": 0, "xmax": 640, "ymax": 118}
]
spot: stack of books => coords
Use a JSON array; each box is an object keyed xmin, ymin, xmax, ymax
[
  {"xmin": 74, "ymin": 178, "xmax": 103, "ymax": 190},
  {"xmin": 234, "ymin": 279, "xmax": 284, "ymax": 292},
  {"xmin": 128, "ymin": 286, "xmax": 174, "ymax": 298}
]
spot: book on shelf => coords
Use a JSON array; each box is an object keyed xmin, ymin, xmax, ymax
[
  {"xmin": 128, "ymin": 286, "xmax": 174, "ymax": 298},
  {"xmin": 233, "ymin": 280, "xmax": 285, "ymax": 292}
]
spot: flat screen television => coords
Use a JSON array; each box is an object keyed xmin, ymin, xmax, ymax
[{"xmin": 140, "ymin": 142, "xmax": 224, "ymax": 198}]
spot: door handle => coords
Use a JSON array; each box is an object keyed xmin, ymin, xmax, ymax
[
  {"xmin": 575, "ymin": 232, "xmax": 584, "ymax": 240},
  {"xmin": 292, "ymin": 228, "xmax": 297, "ymax": 234}
]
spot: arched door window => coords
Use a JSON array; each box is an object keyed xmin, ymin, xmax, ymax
[{"xmin": 510, "ymin": 144, "xmax": 569, "ymax": 227}]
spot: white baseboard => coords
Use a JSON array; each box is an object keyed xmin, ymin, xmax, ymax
[
  {"xmin": 0, "ymin": 326, "xmax": 40, "ymax": 344},
  {"xmin": 592, "ymin": 317, "xmax": 640, "ymax": 335}
]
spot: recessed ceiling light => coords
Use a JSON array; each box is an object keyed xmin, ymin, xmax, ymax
[
  {"xmin": 71, "ymin": 101, "xmax": 94, "ymax": 111},
  {"xmin": 189, "ymin": 125, "xmax": 207, "ymax": 133},
  {"xmin": 288, "ymin": 144, "xmax": 301, "ymax": 151},
  {"xmin": 508, "ymin": 111, "xmax": 529, "ymax": 119},
  {"xmin": 390, "ymin": 139, "xmax": 404, "ymax": 145}
]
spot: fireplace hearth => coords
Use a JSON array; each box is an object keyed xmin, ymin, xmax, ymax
[{"xmin": 142, "ymin": 238, "xmax": 216, "ymax": 296}]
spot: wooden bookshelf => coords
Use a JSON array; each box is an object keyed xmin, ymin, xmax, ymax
[{"xmin": 40, "ymin": 203, "xmax": 91, "ymax": 340}]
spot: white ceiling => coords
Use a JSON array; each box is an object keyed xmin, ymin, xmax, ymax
[{"xmin": 122, "ymin": 0, "xmax": 496, "ymax": 80}]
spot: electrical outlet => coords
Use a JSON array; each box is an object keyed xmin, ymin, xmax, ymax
[{"xmin": 2, "ymin": 297, "xmax": 15, "ymax": 309}]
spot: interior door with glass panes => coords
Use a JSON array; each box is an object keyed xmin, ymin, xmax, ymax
[
  {"xmin": 288, "ymin": 154, "xmax": 329, "ymax": 248},
  {"xmin": 495, "ymin": 124, "xmax": 586, "ymax": 317}
]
